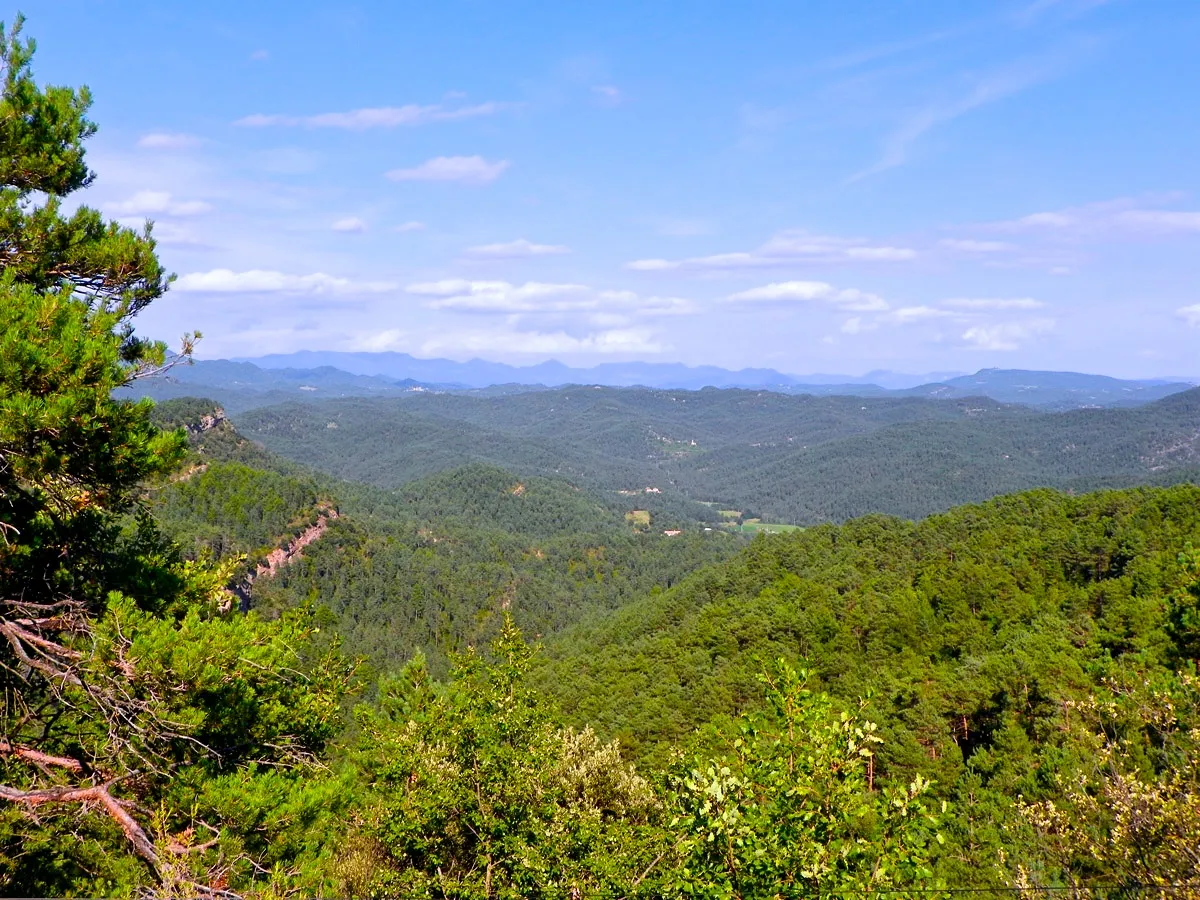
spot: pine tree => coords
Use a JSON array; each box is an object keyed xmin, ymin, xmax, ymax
[{"xmin": 0, "ymin": 18, "xmax": 350, "ymax": 896}]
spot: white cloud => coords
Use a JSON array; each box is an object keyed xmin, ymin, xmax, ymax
[
  {"xmin": 250, "ymin": 49, "xmax": 269, "ymax": 61},
  {"xmin": 1016, "ymin": 212, "xmax": 1075, "ymax": 228},
  {"xmin": 137, "ymin": 132, "xmax": 199, "ymax": 150},
  {"xmin": 990, "ymin": 198, "xmax": 1200, "ymax": 238},
  {"xmin": 353, "ymin": 329, "xmax": 408, "ymax": 351},
  {"xmin": 632, "ymin": 295, "xmax": 696, "ymax": 316},
  {"xmin": 594, "ymin": 292, "xmax": 695, "ymax": 317},
  {"xmin": 597, "ymin": 289, "xmax": 638, "ymax": 304},
  {"xmin": 405, "ymin": 280, "xmax": 484, "ymax": 297},
  {"xmin": 961, "ymin": 319, "xmax": 1055, "ymax": 351},
  {"xmin": 761, "ymin": 232, "xmax": 917, "ymax": 262},
  {"xmin": 393, "ymin": 221, "xmax": 426, "ymax": 232},
  {"xmin": 627, "ymin": 230, "xmax": 915, "ymax": 272},
  {"xmin": 890, "ymin": 305, "xmax": 953, "ymax": 323},
  {"xmin": 142, "ymin": 221, "xmax": 207, "ymax": 247},
  {"xmin": 725, "ymin": 281, "xmax": 889, "ymax": 312},
  {"xmin": 841, "ymin": 317, "xmax": 872, "ymax": 334},
  {"xmin": 175, "ymin": 269, "xmax": 397, "ymax": 295},
  {"xmin": 592, "ymin": 85, "xmax": 622, "ymax": 105},
  {"xmin": 1115, "ymin": 210, "xmax": 1200, "ymax": 231},
  {"xmin": 728, "ymin": 281, "xmax": 831, "ymax": 302},
  {"xmin": 107, "ymin": 190, "xmax": 212, "ymax": 217},
  {"xmin": 386, "ymin": 156, "xmax": 509, "ymax": 184},
  {"xmin": 406, "ymin": 280, "xmax": 696, "ymax": 318},
  {"xmin": 422, "ymin": 327, "xmax": 666, "ymax": 357},
  {"xmin": 939, "ymin": 238, "xmax": 1013, "ymax": 253},
  {"xmin": 837, "ymin": 303, "xmax": 987, "ymax": 337},
  {"xmin": 463, "ymin": 238, "xmax": 570, "ymax": 259},
  {"xmin": 332, "ymin": 217, "xmax": 368, "ymax": 233},
  {"xmin": 1178, "ymin": 304, "xmax": 1200, "ymax": 327},
  {"xmin": 843, "ymin": 246, "xmax": 917, "ymax": 261},
  {"xmin": 943, "ymin": 297, "xmax": 1045, "ymax": 310},
  {"xmin": 851, "ymin": 54, "xmax": 1072, "ymax": 181},
  {"xmin": 236, "ymin": 102, "xmax": 509, "ymax": 129},
  {"xmin": 408, "ymin": 280, "xmax": 592, "ymax": 313}
]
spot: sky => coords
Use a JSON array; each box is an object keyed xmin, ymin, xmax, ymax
[{"xmin": 24, "ymin": 0, "xmax": 1200, "ymax": 377}]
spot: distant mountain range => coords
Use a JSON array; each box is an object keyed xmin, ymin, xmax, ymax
[
  {"xmin": 119, "ymin": 358, "xmax": 447, "ymax": 412},
  {"xmin": 142, "ymin": 351, "xmax": 1198, "ymax": 412},
  {"xmin": 237, "ymin": 350, "xmax": 964, "ymax": 391}
]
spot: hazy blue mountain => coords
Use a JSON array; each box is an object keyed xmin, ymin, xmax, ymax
[
  {"xmin": 910, "ymin": 368, "xmax": 1194, "ymax": 409},
  {"xmin": 239, "ymin": 350, "xmax": 800, "ymax": 389},
  {"xmin": 117, "ymin": 358, "xmax": 450, "ymax": 413},
  {"xmin": 126, "ymin": 355, "xmax": 1197, "ymax": 415},
  {"xmin": 236, "ymin": 351, "xmax": 1194, "ymax": 407},
  {"xmin": 238, "ymin": 350, "xmax": 959, "ymax": 392}
]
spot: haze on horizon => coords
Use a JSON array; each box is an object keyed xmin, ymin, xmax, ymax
[{"xmin": 34, "ymin": 0, "xmax": 1200, "ymax": 378}]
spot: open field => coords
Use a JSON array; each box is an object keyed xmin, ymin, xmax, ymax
[
  {"xmin": 625, "ymin": 509, "xmax": 651, "ymax": 528},
  {"xmin": 728, "ymin": 518, "xmax": 803, "ymax": 535}
]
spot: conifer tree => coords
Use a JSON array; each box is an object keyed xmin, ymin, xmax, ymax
[{"xmin": 0, "ymin": 17, "xmax": 349, "ymax": 896}]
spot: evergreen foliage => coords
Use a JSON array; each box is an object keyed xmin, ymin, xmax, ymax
[
  {"xmin": 3, "ymin": 19, "xmax": 1199, "ymax": 896},
  {"xmin": 146, "ymin": 408, "xmax": 742, "ymax": 677},
  {"xmin": 533, "ymin": 484, "xmax": 1200, "ymax": 885},
  {"xmin": 232, "ymin": 386, "xmax": 1200, "ymax": 525},
  {"xmin": 0, "ymin": 25, "xmax": 352, "ymax": 896}
]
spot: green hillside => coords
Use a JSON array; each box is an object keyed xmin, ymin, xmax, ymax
[
  {"xmin": 232, "ymin": 385, "xmax": 1200, "ymax": 524},
  {"xmin": 690, "ymin": 386, "xmax": 1200, "ymax": 521},
  {"xmin": 12, "ymin": 27, "xmax": 1199, "ymax": 897},
  {"xmin": 147, "ymin": 399, "xmax": 330, "ymax": 565},
  {"xmin": 534, "ymin": 483, "xmax": 1200, "ymax": 882},
  {"xmin": 148, "ymin": 398, "xmax": 741, "ymax": 676}
]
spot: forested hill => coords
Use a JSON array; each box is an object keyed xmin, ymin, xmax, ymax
[
  {"xmin": 533, "ymin": 482, "xmax": 1200, "ymax": 882},
  {"xmin": 921, "ymin": 367, "xmax": 1195, "ymax": 409},
  {"xmin": 147, "ymin": 398, "xmax": 741, "ymax": 674},
  {"xmin": 13, "ymin": 24, "xmax": 1198, "ymax": 894},
  {"xmin": 143, "ymin": 400, "xmax": 1200, "ymax": 888},
  {"xmin": 231, "ymin": 385, "xmax": 1200, "ymax": 524},
  {"xmin": 233, "ymin": 387, "xmax": 1023, "ymax": 489}
]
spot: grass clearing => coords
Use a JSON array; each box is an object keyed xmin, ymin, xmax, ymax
[
  {"xmin": 625, "ymin": 509, "xmax": 651, "ymax": 528},
  {"xmin": 735, "ymin": 521, "xmax": 803, "ymax": 534}
]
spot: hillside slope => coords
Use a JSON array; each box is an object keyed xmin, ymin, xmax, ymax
[
  {"xmin": 232, "ymin": 386, "xmax": 1200, "ymax": 524},
  {"xmin": 149, "ymin": 398, "xmax": 741, "ymax": 675},
  {"xmin": 533, "ymin": 483, "xmax": 1200, "ymax": 882}
]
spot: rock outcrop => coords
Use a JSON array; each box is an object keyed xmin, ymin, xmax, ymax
[{"xmin": 229, "ymin": 506, "xmax": 338, "ymax": 612}]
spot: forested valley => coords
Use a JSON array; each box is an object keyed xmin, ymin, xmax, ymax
[
  {"xmin": 224, "ymin": 386, "xmax": 1200, "ymax": 525},
  {"xmin": 3, "ymin": 18, "xmax": 1199, "ymax": 900}
]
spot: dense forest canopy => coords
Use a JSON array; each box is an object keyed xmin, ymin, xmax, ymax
[
  {"xmin": 2, "ymin": 18, "xmax": 1198, "ymax": 899},
  {"xmin": 146, "ymin": 399, "xmax": 743, "ymax": 676},
  {"xmin": 227, "ymin": 385, "xmax": 1200, "ymax": 524}
]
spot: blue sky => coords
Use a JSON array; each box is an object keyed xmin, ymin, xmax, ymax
[{"xmin": 27, "ymin": 0, "xmax": 1200, "ymax": 376}]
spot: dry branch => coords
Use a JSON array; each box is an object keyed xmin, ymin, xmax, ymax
[{"xmin": 0, "ymin": 779, "xmax": 160, "ymax": 870}]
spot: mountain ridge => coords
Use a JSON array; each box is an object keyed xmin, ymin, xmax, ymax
[{"xmin": 149, "ymin": 353, "xmax": 1197, "ymax": 412}]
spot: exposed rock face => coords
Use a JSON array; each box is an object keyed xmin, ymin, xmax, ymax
[
  {"xmin": 229, "ymin": 506, "xmax": 338, "ymax": 612},
  {"xmin": 186, "ymin": 408, "xmax": 228, "ymax": 436},
  {"xmin": 169, "ymin": 463, "xmax": 209, "ymax": 483},
  {"xmin": 1143, "ymin": 427, "xmax": 1200, "ymax": 471}
]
